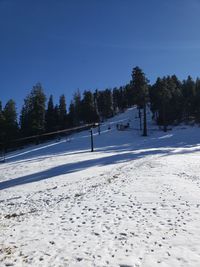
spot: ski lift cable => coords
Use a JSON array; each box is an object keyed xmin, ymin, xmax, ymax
[{"xmin": 3, "ymin": 116, "xmax": 131, "ymax": 161}]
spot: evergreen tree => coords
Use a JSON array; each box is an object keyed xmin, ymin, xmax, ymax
[
  {"xmin": 93, "ymin": 89, "xmax": 100, "ymax": 120},
  {"xmin": 166, "ymin": 75, "xmax": 183, "ymax": 124},
  {"xmin": 131, "ymin": 66, "xmax": 149, "ymax": 136},
  {"xmin": 149, "ymin": 82, "xmax": 160, "ymax": 121},
  {"xmin": 45, "ymin": 95, "xmax": 56, "ymax": 132},
  {"xmin": 182, "ymin": 76, "xmax": 196, "ymax": 120},
  {"xmin": 3, "ymin": 99, "xmax": 19, "ymax": 143},
  {"xmin": 124, "ymin": 83, "xmax": 135, "ymax": 107},
  {"xmin": 20, "ymin": 83, "xmax": 46, "ymax": 136},
  {"xmin": 150, "ymin": 76, "xmax": 183, "ymax": 129},
  {"xmin": 72, "ymin": 89, "xmax": 82, "ymax": 125},
  {"xmin": 54, "ymin": 104, "xmax": 60, "ymax": 130},
  {"xmin": 151, "ymin": 79, "xmax": 160, "ymax": 118},
  {"xmin": 104, "ymin": 89, "xmax": 114, "ymax": 118},
  {"xmin": 157, "ymin": 77, "xmax": 171, "ymax": 131},
  {"xmin": 96, "ymin": 89, "xmax": 113, "ymax": 120},
  {"xmin": 59, "ymin": 94, "xmax": 67, "ymax": 129},
  {"xmin": 113, "ymin": 86, "xmax": 128, "ymax": 113},
  {"xmin": 68, "ymin": 101, "xmax": 75, "ymax": 127},
  {"xmin": 81, "ymin": 90, "xmax": 99, "ymax": 123},
  {"xmin": 112, "ymin": 88, "xmax": 120, "ymax": 114}
]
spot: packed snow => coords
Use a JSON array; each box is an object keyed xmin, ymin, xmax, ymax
[{"xmin": 1, "ymin": 107, "xmax": 200, "ymax": 267}]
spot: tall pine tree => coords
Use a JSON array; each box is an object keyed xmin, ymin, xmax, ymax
[
  {"xmin": 182, "ymin": 76, "xmax": 196, "ymax": 120},
  {"xmin": 45, "ymin": 95, "xmax": 56, "ymax": 132},
  {"xmin": 131, "ymin": 66, "xmax": 149, "ymax": 136},
  {"xmin": 59, "ymin": 94, "xmax": 67, "ymax": 129},
  {"xmin": 3, "ymin": 99, "xmax": 19, "ymax": 144},
  {"xmin": 96, "ymin": 89, "xmax": 114, "ymax": 120},
  {"xmin": 20, "ymin": 83, "xmax": 46, "ymax": 136},
  {"xmin": 81, "ymin": 90, "xmax": 99, "ymax": 123}
]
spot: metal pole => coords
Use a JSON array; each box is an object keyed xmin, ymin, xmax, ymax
[{"xmin": 90, "ymin": 128, "xmax": 94, "ymax": 152}]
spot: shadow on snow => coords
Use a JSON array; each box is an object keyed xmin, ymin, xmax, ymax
[{"xmin": 1, "ymin": 126, "xmax": 200, "ymax": 190}]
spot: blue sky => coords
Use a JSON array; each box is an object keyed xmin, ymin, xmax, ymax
[{"xmin": 1, "ymin": 0, "xmax": 200, "ymax": 112}]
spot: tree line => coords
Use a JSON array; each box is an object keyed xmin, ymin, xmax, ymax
[{"xmin": 1, "ymin": 66, "xmax": 200, "ymax": 149}]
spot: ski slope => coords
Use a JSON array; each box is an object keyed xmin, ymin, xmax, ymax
[{"xmin": 1, "ymin": 107, "xmax": 200, "ymax": 267}]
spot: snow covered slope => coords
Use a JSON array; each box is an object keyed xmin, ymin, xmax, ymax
[{"xmin": 1, "ymin": 107, "xmax": 200, "ymax": 267}]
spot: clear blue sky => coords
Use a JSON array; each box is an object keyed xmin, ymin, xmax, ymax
[{"xmin": 1, "ymin": 0, "xmax": 200, "ymax": 112}]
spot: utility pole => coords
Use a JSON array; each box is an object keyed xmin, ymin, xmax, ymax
[{"xmin": 90, "ymin": 128, "xmax": 94, "ymax": 152}]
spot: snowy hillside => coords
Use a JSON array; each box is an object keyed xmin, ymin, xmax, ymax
[{"xmin": 1, "ymin": 107, "xmax": 200, "ymax": 267}]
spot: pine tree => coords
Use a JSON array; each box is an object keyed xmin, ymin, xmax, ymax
[
  {"xmin": 152, "ymin": 77, "xmax": 172, "ymax": 131},
  {"xmin": 93, "ymin": 89, "xmax": 100, "ymax": 120},
  {"xmin": 95, "ymin": 89, "xmax": 113, "ymax": 120},
  {"xmin": 54, "ymin": 104, "xmax": 60, "ymax": 130},
  {"xmin": 149, "ymin": 82, "xmax": 160, "ymax": 122},
  {"xmin": 3, "ymin": 99, "xmax": 19, "ymax": 143},
  {"xmin": 45, "ymin": 95, "xmax": 56, "ymax": 132},
  {"xmin": 20, "ymin": 95, "xmax": 31, "ymax": 137},
  {"xmin": 166, "ymin": 75, "xmax": 182, "ymax": 124},
  {"xmin": 68, "ymin": 101, "xmax": 75, "ymax": 127},
  {"xmin": 182, "ymin": 76, "xmax": 196, "ymax": 120},
  {"xmin": 112, "ymin": 88, "xmax": 120, "ymax": 114},
  {"xmin": 81, "ymin": 90, "xmax": 99, "ymax": 123},
  {"xmin": 104, "ymin": 89, "xmax": 114, "ymax": 118},
  {"xmin": 20, "ymin": 83, "xmax": 46, "ymax": 136},
  {"xmin": 72, "ymin": 89, "xmax": 82, "ymax": 125},
  {"xmin": 59, "ymin": 94, "xmax": 67, "ymax": 129},
  {"xmin": 124, "ymin": 83, "xmax": 135, "ymax": 107},
  {"xmin": 113, "ymin": 87, "xmax": 128, "ymax": 113},
  {"xmin": 150, "ymin": 75, "xmax": 183, "ymax": 130},
  {"xmin": 158, "ymin": 77, "xmax": 171, "ymax": 131},
  {"xmin": 131, "ymin": 66, "xmax": 149, "ymax": 136}
]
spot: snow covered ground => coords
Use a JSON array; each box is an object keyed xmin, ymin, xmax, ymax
[{"xmin": 1, "ymin": 107, "xmax": 200, "ymax": 267}]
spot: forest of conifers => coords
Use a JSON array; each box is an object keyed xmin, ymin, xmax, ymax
[{"xmin": 1, "ymin": 66, "xmax": 200, "ymax": 149}]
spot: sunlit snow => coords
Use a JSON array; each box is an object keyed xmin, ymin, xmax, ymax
[{"xmin": 1, "ymin": 107, "xmax": 200, "ymax": 267}]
